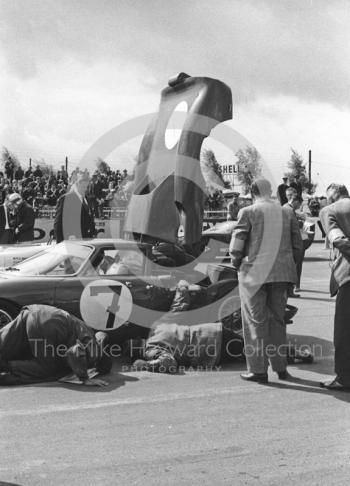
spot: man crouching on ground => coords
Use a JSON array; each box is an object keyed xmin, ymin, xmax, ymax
[{"xmin": 0, "ymin": 304, "xmax": 112, "ymax": 386}]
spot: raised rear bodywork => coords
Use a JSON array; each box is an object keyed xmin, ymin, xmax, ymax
[{"xmin": 125, "ymin": 73, "xmax": 232, "ymax": 254}]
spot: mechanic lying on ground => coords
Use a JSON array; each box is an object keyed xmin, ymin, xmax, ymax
[
  {"xmin": 0, "ymin": 304, "xmax": 112, "ymax": 386},
  {"xmin": 132, "ymin": 280, "xmax": 245, "ymax": 372},
  {"xmin": 130, "ymin": 281, "xmax": 312, "ymax": 373}
]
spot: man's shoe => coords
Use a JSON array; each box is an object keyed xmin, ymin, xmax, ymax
[
  {"xmin": 277, "ymin": 370, "xmax": 292, "ymax": 380},
  {"xmin": 320, "ymin": 377, "xmax": 349, "ymax": 391},
  {"xmin": 240, "ymin": 372, "xmax": 268, "ymax": 383},
  {"xmin": 294, "ymin": 349, "xmax": 314, "ymax": 364},
  {"xmin": 295, "ymin": 287, "xmax": 301, "ymax": 292}
]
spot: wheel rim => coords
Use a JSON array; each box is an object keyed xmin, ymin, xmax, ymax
[{"xmin": 0, "ymin": 309, "xmax": 12, "ymax": 328}]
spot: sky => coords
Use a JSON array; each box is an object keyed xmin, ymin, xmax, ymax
[{"xmin": 1, "ymin": 0, "xmax": 350, "ymax": 193}]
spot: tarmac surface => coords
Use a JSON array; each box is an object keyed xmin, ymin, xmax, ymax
[{"xmin": 1, "ymin": 238, "xmax": 349, "ymax": 486}]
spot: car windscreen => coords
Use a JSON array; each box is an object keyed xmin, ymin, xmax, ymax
[{"xmin": 8, "ymin": 242, "xmax": 93, "ymax": 276}]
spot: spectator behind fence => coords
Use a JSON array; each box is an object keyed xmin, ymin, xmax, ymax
[
  {"xmin": 1, "ymin": 158, "xmax": 133, "ymax": 225},
  {"xmin": 54, "ymin": 172, "xmax": 96, "ymax": 243}
]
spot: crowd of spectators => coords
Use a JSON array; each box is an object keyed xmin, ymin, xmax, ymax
[{"xmin": 0, "ymin": 161, "xmax": 132, "ymax": 218}]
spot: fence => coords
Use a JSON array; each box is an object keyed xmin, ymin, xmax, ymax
[
  {"xmin": 37, "ymin": 208, "xmax": 229, "ymax": 220},
  {"xmin": 33, "ymin": 208, "xmax": 230, "ymax": 243}
]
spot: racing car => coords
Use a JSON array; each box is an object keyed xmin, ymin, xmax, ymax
[
  {"xmin": 0, "ymin": 242, "xmax": 49, "ymax": 269},
  {"xmin": 0, "ymin": 237, "xmax": 304, "ymax": 362},
  {"xmin": 200, "ymin": 215, "xmax": 316, "ymax": 263},
  {"xmin": 0, "ymin": 238, "xmax": 238, "ymax": 331}
]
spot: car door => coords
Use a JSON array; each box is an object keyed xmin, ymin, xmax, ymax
[
  {"xmin": 54, "ymin": 246, "xmax": 155, "ymax": 321},
  {"xmin": 54, "ymin": 275, "xmax": 91, "ymax": 318}
]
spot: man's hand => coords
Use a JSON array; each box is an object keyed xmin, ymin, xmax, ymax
[{"xmin": 83, "ymin": 378, "xmax": 109, "ymax": 387}]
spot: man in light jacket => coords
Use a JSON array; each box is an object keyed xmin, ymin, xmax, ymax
[{"xmin": 229, "ymin": 178, "xmax": 303, "ymax": 383}]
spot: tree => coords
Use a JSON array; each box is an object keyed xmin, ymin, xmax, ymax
[
  {"xmin": 235, "ymin": 146, "xmax": 262, "ymax": 194},
  {"xmin": 95, "ymin": 157, "xmax": 111, "ymax": 174},
  {"xmin": 284, "ymin": 149, "xmax": 316, "ymax": 194},
  {"xmin": 1, "ymin": 146, "xmax": 21, "ymax": 170},
  {"xmin": 32, "ymin": 158, "xmax": 54, "ymax": 175},
  {"xmin": 204, "ymin": 189, "xmax": 225, "ymax": 211},
  {"xmin": 200, "ymin": 149, "xmax": 231, "ymax": 194}
]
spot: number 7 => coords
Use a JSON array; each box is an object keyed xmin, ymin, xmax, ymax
[{"xmin": 90, "ymin": 285, "xmax": 123, "ymax": 329}]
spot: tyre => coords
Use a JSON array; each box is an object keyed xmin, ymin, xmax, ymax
[{"xmin": 0, "ymin": 301, "xmax": 19, "ymax": 329}]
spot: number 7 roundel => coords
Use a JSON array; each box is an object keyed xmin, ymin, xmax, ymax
[{"xmin": 80, "ymin": 279, "xmax": 133, "ymax": 330}]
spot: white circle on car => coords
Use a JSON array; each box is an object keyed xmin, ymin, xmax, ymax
[{"xmin": 80, "ymin": 279, "xmax": 133, "ymax": 330}]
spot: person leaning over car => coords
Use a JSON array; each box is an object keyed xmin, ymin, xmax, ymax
[
  {"xmin": 8, "ymin": 192, "xmax": 35, "ymax": 242},
  {"xmin": 0, "ymin": 304, "xmax": 111, "ymax": 386}
]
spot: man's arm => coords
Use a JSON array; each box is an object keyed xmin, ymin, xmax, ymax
[
  {"xmin": 229, "ymin": 209, "xmax": 250, "ymax": 270},
  {"xmin": 320, "ymin": 207, "xmax": 350, "ymax": 259},
  {"xmin": 66, "ymin": 341, "xmax": 108, "ymax": 387},
  {"xmin": 276, "ymin": 186, "xmax": 283, "ymax": 203},
  {"xmin": 17, "ymin": 206, "xmax": 35, "ymax": 234},
  {"xmin": 90, "ymin": 211, "xmax": 96, "ymax": 236},
  {"xmin": 290, "ymin": 212, "xmax": 304, "ymax": 263}
]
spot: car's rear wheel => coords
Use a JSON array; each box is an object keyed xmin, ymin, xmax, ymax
[{"xmin": 0, "ymin": 302, "xmax": 19, "ymax": 329}]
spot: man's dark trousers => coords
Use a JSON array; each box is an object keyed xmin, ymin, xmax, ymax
[{"xmin": 334, "ymin": 281, "xmax": 350, "ymax": 386}]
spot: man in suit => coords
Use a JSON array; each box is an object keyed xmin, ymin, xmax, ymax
[
  {"xmin": 227, "ymin": 193, "xmax": 240, "ymax": 221},
  {"xmin": 8, "ymin": 193, "xmax": 35, "ymax": 242},
  {"xmin": 283, "ymin": 190, "xmax": 308, "ymax": 296},
  {"xmin": 0, "ymin": 304, "xmax": 111, "ymax": 386},
  {"xmin": 277, "ymin": 177, "xmax": 289, "ymax": 206},
  {"xmin": 54, "ymin": 172, "xmax": 96, "ymax": 243},
  {"xmin": 229, "ymin": 179, "xmax": 303, "ymax": 383},
  {"xmin": 319, "ymin": 183, "xmax": 350, "ymax": 390},
  {"xmin": 289, "ymin": 175, "xmax": 303, "ymax": 197},
  {"xmin": 0, "ymin": 197, "xmax": 15, "ymax": 244}
]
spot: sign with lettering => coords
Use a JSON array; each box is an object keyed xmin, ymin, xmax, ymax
[{"xmin": 219, "ymin": 164, "xmax": 237, "ymax": 175}]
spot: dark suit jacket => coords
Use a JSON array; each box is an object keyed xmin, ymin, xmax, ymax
[
  {"xmin": 277, "ymin": 183, "xmax": 289, "ymax": 205},
  {"xmin": 15, "ymin": 201, "xmax": 35, "ymax": 242},
  {"xmin": 54, "ymin": 190, "xmax": 96, "ymax": 243},
  {"xmin": 0, "ymin": 304, "xmax": 96, "ymax": 385},
  {"xmin": 0, "ymin": 205, "xmax": 8, "ymax": 233}
]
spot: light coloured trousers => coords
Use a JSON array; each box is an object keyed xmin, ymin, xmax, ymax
[{"xmin": 239, "ymin": 282, "xmax": 288, "ymax": 374}]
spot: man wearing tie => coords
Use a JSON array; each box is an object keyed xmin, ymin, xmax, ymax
[{"xmin": 54, "ymin": 172, "xmax": 96, "ymax": 243}]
